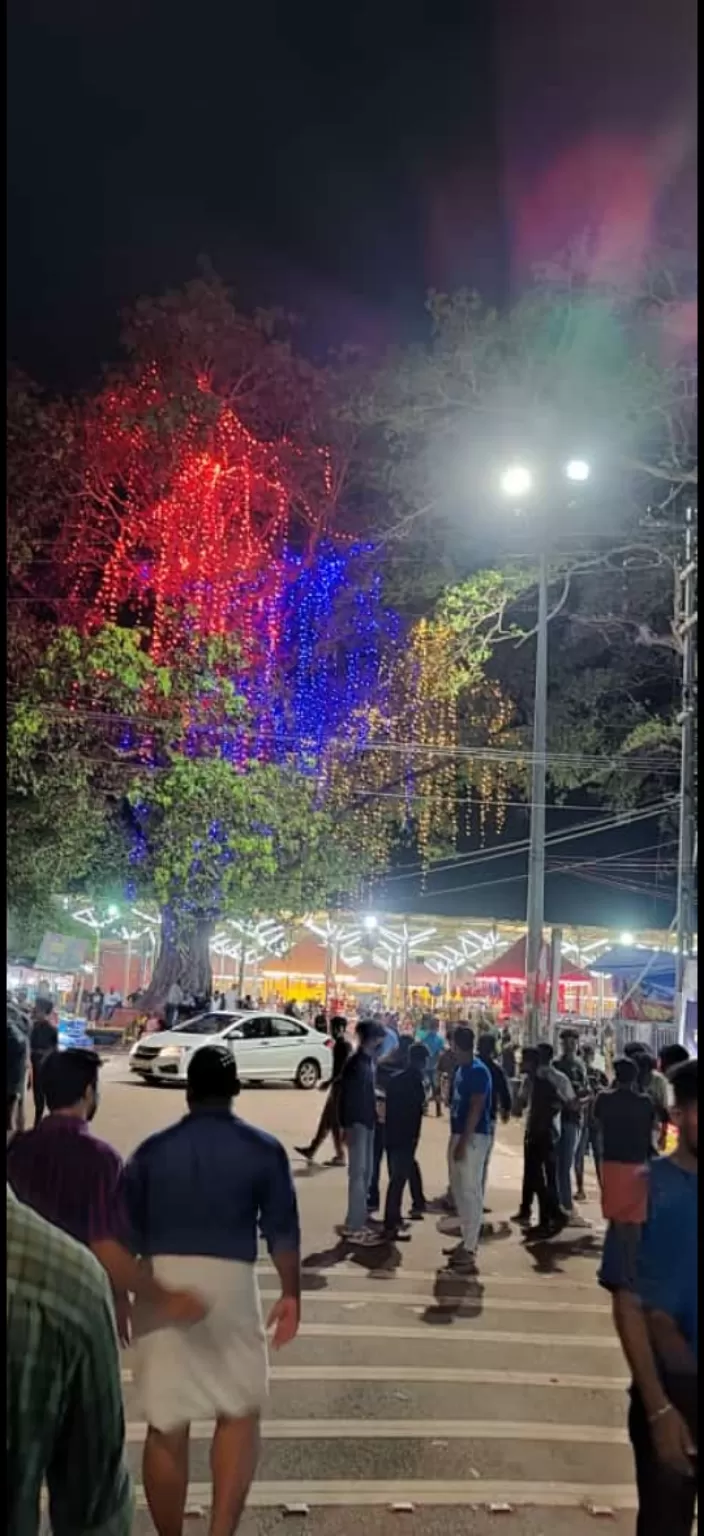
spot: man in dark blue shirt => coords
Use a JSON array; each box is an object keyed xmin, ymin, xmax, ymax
[
  {"xmin": 337, "ymin": 1020, "xmax": 382, "ymax": 1246},
  {"xmin": 477, "ymin": 1032, "xmax": 512, "ymax": 1208},
  {"xmin": 123, "ymin": 1044, "xmax": 300, "ymax": 1536},
  {"xmin": 381, "ymin": 1043, "xmax": 428, "ymax": 1238},
  {"xmin": 445, "ymin": 1025, "xmax": 492, "ymax": 1273},
  {"xmin": 599, "ymin": 1059, "xmax": 697, "ymax": 1536}
]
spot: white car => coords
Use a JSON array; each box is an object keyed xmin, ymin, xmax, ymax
[{"xmin": 129, "ymin": 1010, "xmax": 333, "ymax": 1090}]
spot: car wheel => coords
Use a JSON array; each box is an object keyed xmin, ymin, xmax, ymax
[{"xmin": 296, "ymin": 1058, "xmax": 321, "ymax": 1090}]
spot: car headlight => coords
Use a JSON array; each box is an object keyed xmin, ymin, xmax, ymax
[{"xmin": 158, "ymin": 1046, "xmax": 187, "ymax": 1061}]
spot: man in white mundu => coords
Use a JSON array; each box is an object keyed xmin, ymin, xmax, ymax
[{"xmin": 123, "ymin": 1044, "xmax": 301, "ymax": 1536}]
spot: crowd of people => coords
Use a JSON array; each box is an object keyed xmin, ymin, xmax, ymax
[{"xmin": 6, "ymin": 988, "xmax": 697, "ymax": 1536}]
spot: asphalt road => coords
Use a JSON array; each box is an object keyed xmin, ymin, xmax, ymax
[{"xmin": 96, "ymin": 1059, "xmax": 639, "ymax": 1535}]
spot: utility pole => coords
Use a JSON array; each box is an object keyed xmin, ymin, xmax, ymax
[
  {"xmin": 675, "ymin": 504, "xmax": 697, "ymax": 1002},
  {"xmin": 524, "ymin": 551, "xmax": 549, "ymax": 1043}
]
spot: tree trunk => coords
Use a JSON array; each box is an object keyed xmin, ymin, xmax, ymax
[{"xmin": 142, "ymin": 910, "xmax": 214, "ymax": 1013}]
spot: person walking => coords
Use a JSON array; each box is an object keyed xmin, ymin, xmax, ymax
[
  {"xmin": 512, "ymin": 1045, "xmax": 539, "ymax": 1226},
  {"xmin": 574, "ymin": 1042, "xmax": 608, "ymax": 1200},
  {"xmin": 418, "ymin": 1016, "xmax": 444, "ymax": 1117},
  {"xmin": 553, "ymin": 1028, "xmax": 588, "ymax": 1216},
  {"xmin": 381, "ymin": 1042, "xmax": 428, "ymax": 1238},
  {"xmin": 444, "ymin": 1025, "xmax": 492, "ymax": 1274},
  {"xmin": 477, "ymin": 1032, "xmax": 512, "ymax": 1206},
  {"xmin": 337, "ymin": 1020, "xmax": 383, "ymax": 1245},
  {"xmin": 592, "ymin": 1056, "xmax": 656, "ymax": 1229},
  {"xmin": 124, "ymin": 1044, "xmax": 301, "ymax": 1536},
  {"xmin": 8, "ymin": 1047, "xmax": 204, "ymax": 1343},
  {"xmin": 518, "ymin": 1042, "xmax": 572, "ymax": 1240},
  {"xmin": 627, "ymin": 1046, "xmax": 670, "ymax": 1152},
  {"xmin": 165, "ymin": 980, "xmax": 183, "ymax": 1029},
  {"xmin": 295, "ymin": 1015, "xmax": 351, "ymax": 1166},
  {"xmin": 29, "ymin": 996, "xmax": 58, "ymax": 1125},
  {"xmin": 7, "ymin": 1019, "xmax": 133, "ymax": 1536},
  {"xmin": 599, "ymin": 1059, "xmax": 697, "ymax": 1536}
]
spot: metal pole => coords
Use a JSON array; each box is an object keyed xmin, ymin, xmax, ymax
[
  {"xmin": 546, "ymin": 926, "xmax": 562, "ymax": 1044},
  {"xmin": 525, "ymin": 551, "xmax": 549, "ymax": 1043},
  {"xmin": 675, "ymin": 505, "xmax": 697, "ymax": 1002},
  {"xmin": 237, "ymin": 933, "xmax": 247, "ymax": 998},
  {"xmin": 123, "ymin": 937, "xmax": 132, "ymax": 1003}
]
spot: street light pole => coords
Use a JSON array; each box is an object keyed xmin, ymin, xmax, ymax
[
  {"xmin": 499, "ymin": 458, "xmax": 590, "ymax": 1046},
  {"xmin": 524, "ymin": 549, "xmax": 549, "ymax": 1044},
  {"xmin": 675, "ymin": 503, "xmax": 697, "ymax": 1003}
]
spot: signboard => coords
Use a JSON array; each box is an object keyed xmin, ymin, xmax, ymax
[{"xmin": 34, "ymin": 932, "xmax": 90, "ymax": 973}]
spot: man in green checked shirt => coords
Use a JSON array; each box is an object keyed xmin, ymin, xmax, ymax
[{"xmin": 7, "ymin": 1015, "xmax": 132, "ymax": 1536}]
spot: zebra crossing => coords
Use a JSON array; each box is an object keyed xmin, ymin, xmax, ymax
[{"xmin": 121, "ymin": 1255, "xmax": 641, "ymax": 1529}]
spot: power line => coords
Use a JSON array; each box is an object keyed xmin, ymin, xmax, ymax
[{"xmin": 375, "ymin": 800, "xmax": 677, "ymax": 887}]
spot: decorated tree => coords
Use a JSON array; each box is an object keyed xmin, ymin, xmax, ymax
[{"xmin": 8, "ymin": 279, "xmax": 421, "ymax": 999}]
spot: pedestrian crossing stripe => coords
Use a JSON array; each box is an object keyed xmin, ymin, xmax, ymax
[
  {"xmin": 122, "ymin": 1365, "xmax": 628, "ymax": 1388},
  {"xmin": 274, "ymin": 1322, "xmax": 620, "ymax": 1346},
  {"xmin": 128, "ymin": 1479, "xmax": 640, "ymax": 1510},
  {"xmin": 124, "ymin": 1417, "xmax": 629, "ymax": 1443},
  {"xmin": 257, "ymin": 1287, "xmax": 611, "ymax": 1314}
]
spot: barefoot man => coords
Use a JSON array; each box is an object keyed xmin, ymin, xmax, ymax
[{"xmin": 123, "ymin": 1043, "xmax": 301, "ymax": 1536}]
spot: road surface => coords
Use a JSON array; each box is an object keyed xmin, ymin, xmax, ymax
[{"xmin": 97, "ymin": 1058, "xmax": 637, "ymax": 1534}]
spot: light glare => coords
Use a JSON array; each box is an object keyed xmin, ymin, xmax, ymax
[
  {"xmin": 500, "ymin": 464, "xmax": 533, "ymax": 498},
  {"xmin": 565, "ymin": 459, "xmax": 590, "ymax": 482},
  {"xmin": 619, "ymin": 932, "xmax": 634, "ymax": 946}
]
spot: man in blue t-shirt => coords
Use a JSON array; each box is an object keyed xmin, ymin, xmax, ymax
[
  {"xmin": 445, "ymin": 1024, "xmax": 492, "ymax": 1274},
  {"xmin": 598, "ymin": 1058, "xmax": 697, "ymax": 1536}
]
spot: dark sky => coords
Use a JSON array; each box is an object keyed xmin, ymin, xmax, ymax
[
  {"xmin": 8, "ymin": 0, "xmax": 695, "ymax": 388},
  {"xmin": 7, "ymin": 0, "xmax": 695, "ymax": 929}
]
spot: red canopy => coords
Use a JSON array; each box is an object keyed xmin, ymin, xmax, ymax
[{"xmin": 474, "ymin": 936, "xmax": 590, "ymax": 985}]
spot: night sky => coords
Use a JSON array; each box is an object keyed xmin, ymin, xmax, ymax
[{"xmin": 7, "ymin": 0, "xmax": 695, "ymax": 928}]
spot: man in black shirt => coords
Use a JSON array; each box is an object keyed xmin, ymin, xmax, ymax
[
  {"xmin": 29, "ymin": 999, "xmax": 58, "ymax": 1126},
  {"xmin": 295, "ymin": 1016, "xmax": 351, "ymax": 1166},
  {"xmin": 575, "ymin": 1042, "xmax": 608, "ymax": 1200},
  {"xmin": 518, "ymin": 1043, "xmax": 569, "ymax": 1238},
  {"xmin": 382, "ymin": 1044, "xmax": 428, "ymax": 1239}
]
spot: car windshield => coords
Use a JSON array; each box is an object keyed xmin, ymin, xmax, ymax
[{"xmin": 172, "ymin": 1012, "xmax": 244, "ymax": 1036}]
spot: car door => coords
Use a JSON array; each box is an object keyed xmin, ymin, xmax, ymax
[
  {"xmin": 267, "ymin": 1015, "xmax": 311, "ymax": 1079},
  {"xmin": 223, "ymin": 1014, "xmax": 274, "ymax": 1079}
]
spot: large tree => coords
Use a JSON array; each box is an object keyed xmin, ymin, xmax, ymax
[{"xmin": 7, "ymin": 280, "xmax": 403, "ymax": 997}]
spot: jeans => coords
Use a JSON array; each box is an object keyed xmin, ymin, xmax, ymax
[
  {"xmin": 448, "ymin": 1132, "xmax": 491, "ymax": 1255},
  {"xmin": 557, "ymin": 1118, "xmax": 579, "ymax": 1211},
  {"xmin": 384, "ymin": 1141, "xmax": 424, "ymax": 1231},
  {"xmin": 629, "ymin": 1382, "xmax": 697, "ymax": 1536},
  {"xmin": 345, "ymin": 1123, "xmax": 375, "ymax": 1231},
  {"xmin": 481, "ymin": 1120, "xmax": 497, "ymax": 1197},
  {"xmin": 367, "ymin": 1119, "xmax": 387, "ymax": 1210},
  {"xmin": 522, "ymin": 1134, "xmax": 562, "ymax": 1226},
  {"xmin": 574, "ymin": 1118, "xmax": 601, "ymax": 1189}
]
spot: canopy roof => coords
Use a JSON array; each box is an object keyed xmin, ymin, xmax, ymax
[
  {"xmin": 587, "ymin": 946, "xmax": 676, "ymax": 987},
  {"xmin": 475, "ymin": 935, "xmax": 591, "ymax": 985}
]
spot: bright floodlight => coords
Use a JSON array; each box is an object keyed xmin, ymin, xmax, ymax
[
  {"xmin": 363, "ymin": 914, "xmax": 378, "ymax": 931},
  {"xmin": 565, "ymin": 458, "xmax": 590, "ymax": 482},
  {"xmin": 500, "ymin": 464, "xmax": 533, "ymax": 498},
  {"xmin": 619, "ymin": 932, "xmax": 634, "ymax": 946},
  {"xmin": 107, "ymin": 904, "xmax": 120, "ymax": 918}
]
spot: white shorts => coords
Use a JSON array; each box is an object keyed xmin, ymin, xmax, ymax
[{"xmin": 132, "ymin": 1255, "xmax": 269, "ymax": 1432}]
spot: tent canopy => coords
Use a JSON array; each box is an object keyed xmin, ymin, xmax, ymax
[
  {"xmin": 588, "ymin": 946, "xmax": 676, "ymax": 986},
  {"xmin": 475, "ymin": 935, "xmax": 590, "ymax": 985}
]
